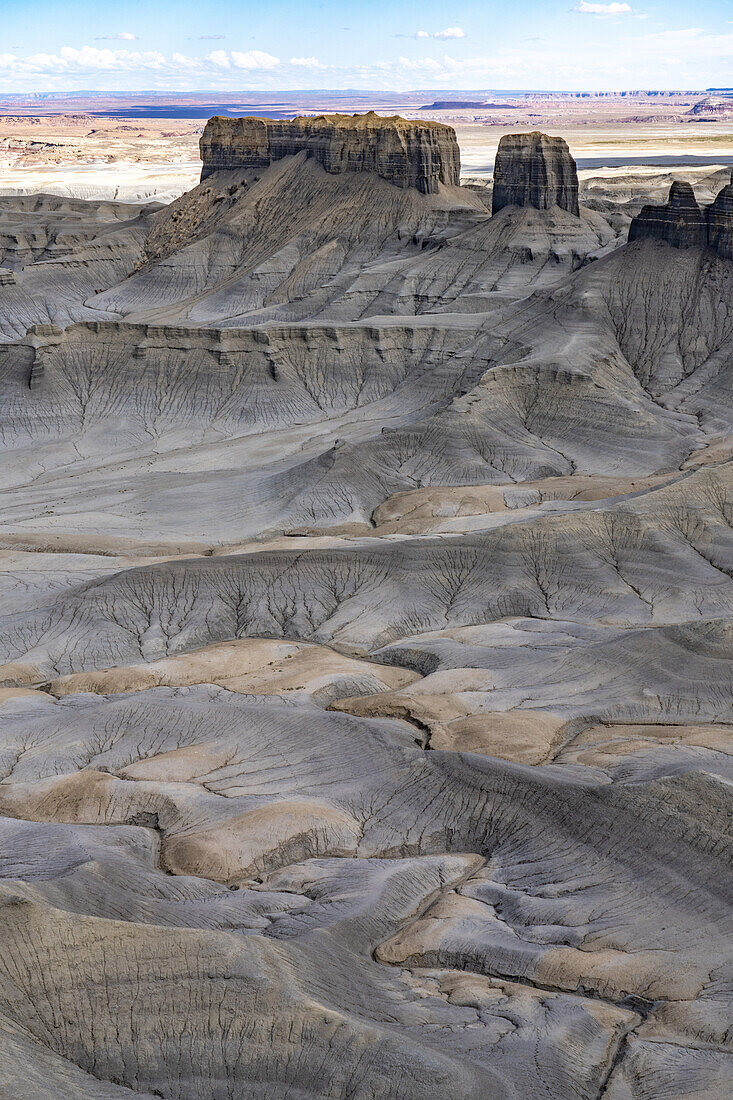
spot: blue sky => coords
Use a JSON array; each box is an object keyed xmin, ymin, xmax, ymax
[{"xmin": 1, "ymin": 0, "xmax": 732, "ymax": 92}]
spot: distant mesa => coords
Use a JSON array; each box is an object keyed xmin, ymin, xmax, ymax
[
  {"xmin": 491, "ymin": 131, "xmax": 580, "ymax": 217},
  {"xmin": 420, "ymin": 100, "xmax": 507, "ymax": 110},
  {"xmin": 687, "ymin": 97, "xmax": 733, "ymax": 117},
  {"xmin": 200, "ymin": 111, "xmax": 460, "ymax": 195},
  {"xmin": 629, "ymin": 172, "xmax": 733, "ymax": 259}
]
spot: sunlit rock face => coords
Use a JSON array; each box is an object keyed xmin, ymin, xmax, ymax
[
  {"xmin": 491, "ymin": 130, "xmax": 580, "ymax": 216},
  {"xmin": 199, "ymin": 111, "xmax": 461, "ymax": 194}
]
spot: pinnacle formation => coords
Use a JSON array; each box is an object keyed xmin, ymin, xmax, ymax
[
  {"xmin": 629, "ymin": 172, "xmax": 733, "ymax": 258},
  {"xmin": 199, "ymin": 111, "xmax": 461, "ymax": 194},
  {"xmin": 491, "ymin": 130, "xmax": 580, "ymax": 216}
]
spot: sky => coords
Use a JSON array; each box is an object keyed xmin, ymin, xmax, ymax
[{"xmin": 0, "ymin": 0, "xmax": 732, "ymax": 94}]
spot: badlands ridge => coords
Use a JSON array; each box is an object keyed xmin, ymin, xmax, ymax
[{"xmin": 0, "ymin": 114, "xmax": 731, "ymax": 1099}]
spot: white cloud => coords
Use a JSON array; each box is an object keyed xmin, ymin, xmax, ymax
[
  {"xmin": 397, "ymin": 55, "xmax": 442, "ymax": 71},
  {"xmin": 94, "ymin": 32, "xmax": 138, "ymax": 41},
  {"xmin": 413, "ymin": 27, "xmax": 466, "ymax": 39},
  {"xmin": 230, "ymin": 49, "xmax": 280, "ymax": 70},
  {"xmin": 47, "ymin": 46, "xmax": 167, "ymax": 72},
  {"xmin": 290, "ymin": 56, "xmax": 329, "ymax": 69},
  {"xmin": 574, "ymin": 2, "xmax": 632, "ymax": 13},
  {"xmin": 634, "ymin": 27, "xmax": 733, "ymax": 58},
  {"xmin": 0, "ymin": 45, "xmax": 178, "ymax": 78},
  {"xmin": 206, "ymin": 49, "xmax": 230, "ymax": 68},
  {"xmin": 171, "ymin": 52, "xmax": 201, "ymax": 70},
  {"xmin": 0, "ymin": 24, "xmax": 731, "ymax": 94},
  {"xmin": 0, "ymin": 44, "xmax": 281, "ymax": 82}
]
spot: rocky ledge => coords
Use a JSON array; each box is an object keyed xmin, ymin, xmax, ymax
[
  {"xmin": 629, "ymin": 172, "xmax": 733, "ymax": 258},
  {"xmin": 492, "ymin": 131, "xmax": 580, "ymax": 217},
  {"xmin": 199, "ymin": 112, "xmax": 460, "ymax": 195}
]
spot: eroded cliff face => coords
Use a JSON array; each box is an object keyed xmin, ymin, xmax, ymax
[
  {"xmin": 629, "ymin": 172, "xmax": 733, "ymax": 258},
  {"xmin": 708, "ymin": 178, "xmax": 733, "ymax": 259},
  {"xmin": 199, "ymin": 111, "xmax": 461, "ymax": 195},
  {"xmin": 491, "ymin": 130, "xmax": 580, "ymax": 216}
]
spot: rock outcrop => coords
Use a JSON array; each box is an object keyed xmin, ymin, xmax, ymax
[
  {"xmin": 628, "ymin": 181, "xmax": 707, "ymax": 249},
  {"xmin": 687, "ymin": 97, "xmax": 733, "ymax": 117},
  {"xmin": 199, "ymin": 111, "xmax": 460, "ymax": 195},
  {"xmin": 491, "ymin": 131, "xmax": 580, "ymax": 216},
  {"xmin": 705, "ymin": 174, "xmax": 733, "ymax": 259},
  {"xmin": 629, "ymin": 172, "xmax": 733, "ymax": 258}
]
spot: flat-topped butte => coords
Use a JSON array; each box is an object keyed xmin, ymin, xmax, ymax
[
  {"xmin": 492, "ymin": 131, "xmax": 580, "ymax": 217},
  {"xmin": 199, "ymin": 111, "xmax": 461, "ymax": 195}
]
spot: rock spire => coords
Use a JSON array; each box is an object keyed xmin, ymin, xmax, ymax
[
  {"xmin": 629, "ymin": 172, "xmax": 733, "ymax": 259},
  {"xmin": 491, "ymin": 131, "xmax": 580, "ymax": 217}
]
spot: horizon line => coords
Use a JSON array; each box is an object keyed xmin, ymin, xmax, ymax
[{"xmin": 0, "ymin": 87, "xmax": 729, "ymax": 98}]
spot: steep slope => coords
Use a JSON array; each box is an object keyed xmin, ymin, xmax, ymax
[
  {"xmin": 88, "ymin": 144, "xmax": 614, "ymax": 328},
  {"xmin": 0, "ymin": 194, "xmax": 157, "ymax": 341}
]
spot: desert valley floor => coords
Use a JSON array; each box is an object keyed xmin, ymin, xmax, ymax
[{"xmin": 0, "ymin": 110, "xmax": 731, "ymax": 1099}]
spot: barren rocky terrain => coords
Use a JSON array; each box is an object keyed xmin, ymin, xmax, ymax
[
  {"xmin": 0, "ymin": 111, "xmax": 731, "ymax": 1099},
  {"xmin": 2, "ymin": 90, "xmax": 733, "ymax": 200}
]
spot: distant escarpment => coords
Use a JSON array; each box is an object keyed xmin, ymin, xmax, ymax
[
  {"xmin": 199, "ymin": 111, "xmax": 460, "ymax": 195},
  {"xmin": 422, "ymin": 100, "xmax": 500, "ymax": 110},
  {"xmin": 687, "ymin": 97, "xmax": 733, "ymax": 117},
  {"xmin": 629, "ymin": 174, "xmax": 733, "ymax": 258},
  {"xmin": 492, "ymin": 131, "xmax": 579, "ymax": 217}
]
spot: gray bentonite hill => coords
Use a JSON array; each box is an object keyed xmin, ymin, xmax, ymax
[{"xmin": 0, "ymin": 115, "xmax": 731, "ymax": 1099}]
